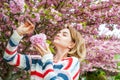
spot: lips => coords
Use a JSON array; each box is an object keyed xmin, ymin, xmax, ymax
[{"xmin": 54, "ymin": 36, "xmax": 60, "ymax": 40}]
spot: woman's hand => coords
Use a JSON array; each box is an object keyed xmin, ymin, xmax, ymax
[
  {"xmin": 16, "ymin": 19, "xmax": 35, "ymax": 36},
  {"xmin": 34, "ymin": 43, "xmax": 52, "ymax": 57}
]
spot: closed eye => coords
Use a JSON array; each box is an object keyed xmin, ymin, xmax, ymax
[
  {"xmin": 57, "ymin": 29, "xmax": 70, "ymax": 37},
  {"xmin": 63, "ymin": 33, "xmax": 67, "ymax": 36}
]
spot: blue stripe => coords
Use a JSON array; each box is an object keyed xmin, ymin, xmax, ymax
[
  {"xmin": 43, "ymin": 61, "xmax": 52, "ymax": 70},
  {"xmin": 9, "ymin": 39, "xmax": 17, "ymax": 47},
  {"xmin": 58, "ymin": 73, "xmax": 69, "ymax": 80},
  {"xmin": 24, "ymin": 55, "xmax": 30, "ymax": 71},
  {"xmin": 50, "ymin": 76, "xmax": 57, "ymax": 80},
  {"xmin": 32, "ymin": 59, "xmax": 43, "ymax": 66},
  {"xmin": 3, "ymin": 54, "xmax": 16, "ymax": 62},
  {"xmin": 53, "ymin": 64, "xmax": 63, "ymax": 69},
  {"xmin": 50, "ymin": 73, "xmax": 69, "ymax": 80}
]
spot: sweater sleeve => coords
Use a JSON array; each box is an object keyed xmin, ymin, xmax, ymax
[
  {"xmin": 41, "ymin": 54, "xmax": 80, "ymax": 80},
  {"xmin": 3, "ymin": 30, "xmax": 31, "ymax": 71}
]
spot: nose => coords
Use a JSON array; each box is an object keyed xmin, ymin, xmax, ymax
[{"xmin": 56, "ymin": 32, "xmax": 61, "ymax": 37}]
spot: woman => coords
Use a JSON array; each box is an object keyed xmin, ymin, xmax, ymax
[{"xmin": 4, "ymin": 20, "xmax": 86, "ymax": 80}]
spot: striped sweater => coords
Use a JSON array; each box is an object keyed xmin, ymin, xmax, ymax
[{"xmin": 4, "ymin": 30, "xmax": 80, "ymax": 80}]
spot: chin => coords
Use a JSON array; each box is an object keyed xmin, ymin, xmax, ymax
[
  {"xmin": 53, "ymin": 41, "xmax": 67, "ymax": 48},
  {"xmin": 53, "ymin": 40, "xmax": 59, "ymax": 45}
]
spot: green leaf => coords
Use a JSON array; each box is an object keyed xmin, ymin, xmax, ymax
[
  {"xmin": 24, "ymin": 4, "xmax": 28, "ymax": 9},
  {"xmin": 58, "ymin": 13, "xmax": 63, "ymax": 17},
  {"xmin": 31, "ymin": 14, "xmax": 36, "ymax": 18},
  {"xmin": 50, "ymin": 47, "xmax": 55, "ymax": 54},
  {"xmin": 46, "ymin": 15, "xmax": 53, "ymax": 19},
  {"xmin": 44, "ymin": 9, "xmax": 50, "ymax": 15},
  {"xmin": 46, "ymin": 40, "xmax": 52, "ymax": 44},
  {"xmin": 80, "ymin": 22, "xmax": 87, "ymax": 29},
  {"xmin": 114, "ymin": 54, "xmax": 120, "ymax": 59},
  {"xmin": 114, "ymin": 54, "xmax": 120, "ymax": 68},
  {"xmin": 46, "ymin": 40, "xmax": 55, "ymax": 53}
]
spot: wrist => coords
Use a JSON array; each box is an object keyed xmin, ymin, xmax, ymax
[
  {"xmin": 10, "ymin": 30, "xmax": 23, "ymax": 45},
  {"xmin": 16, "ymin": 29, "xmax": 23, "ymax": 36}
]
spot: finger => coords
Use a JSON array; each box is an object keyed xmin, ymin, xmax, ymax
[
  {"xmin": 35, "ymin": 44, "xmax": 45, "ymax": 53},
  {"xmin": 46, "ymin": 43, "xmax": 50, "ymax": 51},
  {"xmin": 45, "ymin": 43, "xmax": 51, "ymax": 53},
  {"xmin": 24, "ymin": 20, "xmax": 30, "ymax": 27},
  {"xmin": 20, "ymin": 22, "xmax": 25, "ymax": 27},
  {"xmin": 27, "ymin": 25, "xmax": 34, "ymax": 34},
  {"xmin": 30, "ymin": 24, "xmax": 35, "ymax": 30},
  {"xmin": 36, "ymin": 44, "xmax": 47, "ymax": 53},
  {"xmin": 24, "ymin": 19, "xmax": 34, "ymax": 27},
  {"xmin": 34, "ymin": 45, "xmax": 41, "ymax": 52},
  {"xmin": 26, "ymin": 19, "xmax": 34, "ymax": 27},
  {"xmin": 34, "ymin": 45, "xmax": 43, "ymax": 55}
]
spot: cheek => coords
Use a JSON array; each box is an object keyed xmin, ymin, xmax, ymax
[
  {"xmin": 53, "ymin": 38, "xmax": 71, "ymax": 47},
  {"xmin": 60, "ymin": 38, "xmax": 71, "ymax": 46},
  {"xmin": 61, "ymin": 38, "xmax": 70, "ymax": 43}
]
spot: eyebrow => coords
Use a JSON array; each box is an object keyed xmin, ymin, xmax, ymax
[
  {"xmin": 63, "ymin": 32, "xmax": 68, "ymax": 34},
  {"xmin": 59, "ymin": 31, "xmax": 69, "ymax": 34}
]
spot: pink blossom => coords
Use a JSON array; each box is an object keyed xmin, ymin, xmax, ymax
[
  {"xmin": 31, "ymin": 13, "xmax": 40, "ymax": 23},
  {"xmin": 76, "ymin": 23, "xmax": 83, "ymax": 30},
  {"xmin": 54, "ymin": 15, "xmax": 62, "ymax": 21},
  {"xmin": 10, "ymin": 0, "xmax": 25, "ymax": 14},
  {"xmin": 30, "ymin": 33, "xmax": 47, "ymax": 49}
]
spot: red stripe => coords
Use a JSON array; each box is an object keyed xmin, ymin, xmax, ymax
[
  {"xmin": 73, "ymin": 69, "xmax": 80, "ymax": 80},
  {"xmin": 14, "ymin": 54, "xmax": 20, "ymax": 66},
  {"xmin": 43, "ymin": 69, "xmax": 54, "ymax": 77},
  {"xmin": 63, "ymin": 57, "xmax": 73, "ymax": 70},
  {"xmin": 5, "ymin": 48, "xmax": 17, "ymax": 55},
  {"xmin": 31, "ymin": 69, "xmax": 54, "ymax": 78},
  {"xmin": 31, "ymin": 71, "xmax": 43, "ymax": 78}
]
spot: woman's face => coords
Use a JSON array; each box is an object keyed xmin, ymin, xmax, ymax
[{"xmin": 53, "ymin": 28, "xmax": 74, "ymax": 49}]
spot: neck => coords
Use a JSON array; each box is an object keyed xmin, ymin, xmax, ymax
[{"xmin": 54, "ymin": 46, "xmax": 69, "ymax": 62}]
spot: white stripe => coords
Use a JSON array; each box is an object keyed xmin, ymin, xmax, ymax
[
  {"xmin": 8, "ymin": 53, "xmax": 18, "ymax": 65},
  {"xmin": 7, "ymin": 43, "xmax": 18, "ymax": 51},
  {"xmin": 10, "ymin": 30, "xmax": 23, "ymax": 45},
  {"xmin": 44, "ymin": 72, "xmax": 57, "ymax": 80},
  {"xmin": 17, "ymin": 54, "xmax": 27, "ymax": 69},
  {"xmin": 4, "ymin": 51, "xmax": 17, "ymax": 59},
  {"xmin": 31, "ymin": 75, "xmax": 43, "ymax": 80},
  {"xmin": 35, "ymin": 63, "xmax": 43, "ymax": 72}
]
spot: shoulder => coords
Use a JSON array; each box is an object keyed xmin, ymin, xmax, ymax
[
  {"xmin": 71, "ymin": 57, "xmax": 80, "ymax": 65},
  {"xmin": 71, "ymin": 56, "xmax": 79, "ymax": 61},
  {"xmin": 62, "ymin": 57, "xmax": 79, "ymax": 64},
  {"xmin": 63, "ymin": 57, "xmax": 80, "ymax": 68},
  {"xmin": 70, "ymin": 56, "xmax": 80, "ymax": 64}
]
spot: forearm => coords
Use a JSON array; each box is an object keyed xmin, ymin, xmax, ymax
[
  {"xmin": 3, "ymin": 30, "xmax": 31, "ymax": 70},
  {"xmin": 4, "ymin": 30, "xmax": 23, "ymax": 59},
  {"xmin": 4, "ymin": 30, "xmax": 24, "ymax": 67}
]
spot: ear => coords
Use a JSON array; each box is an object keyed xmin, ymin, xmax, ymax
[{"xmin": 68, "ymin": 42, "xmax": 75, "ymax": 49}]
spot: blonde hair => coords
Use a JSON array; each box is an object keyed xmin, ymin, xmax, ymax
[{"xmin": 67, "ymin": 26, "xmax": 86, "ymax": 61}]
